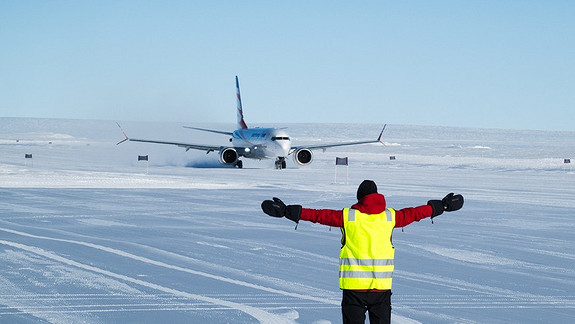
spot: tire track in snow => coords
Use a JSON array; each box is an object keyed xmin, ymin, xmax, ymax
[
  {"xmin": 395, "ymin": 270, "xmax": 575, "ymax": 311},
  {"xmin": 0, "ymin": 239, "xmax": 295, "ymax": 324},
  {"xmin": 2, "ymin": 227, "xmax": 425, "ymax": 324},
  {"xmin": 0, "ymin": 293, "xmax": 337, "ymax": 317},
  {"xmin": 1, "ymin": 228, "xmax": 421, "ymax": 323},
  {"xmin": 397, "ymin": 270, "xmax": 537, "ymax": 297},
  {"xmin": 395, "ymin": 294, "xmax": 575, "ymax": 309},
  {"xmin": 0, "ymin": 227, "xmax": 337, "ymax": 305},
  {"xmin": 0, "ymin": 303, "xmax": 338, "ymax": 315}
]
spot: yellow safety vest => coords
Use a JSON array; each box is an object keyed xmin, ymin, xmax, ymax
[{"xmin": 339, "ymin": 208, "xmax": 396, "ymax": 290}]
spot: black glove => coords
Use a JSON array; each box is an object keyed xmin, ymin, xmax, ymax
[
  {"xmin": 261, "ymin": 197, "xmax": 286, "ymax": 217},
  {"xmin": 443, "ymin": 193, "xmax": 464, "ymax": 212},
  {"xmin": 428, "ymin": 193, "xmax": 464, "ymax": 218},
  {"xmin": 261, "ymin": 197, "xmax": 302, "ymax": 223}
]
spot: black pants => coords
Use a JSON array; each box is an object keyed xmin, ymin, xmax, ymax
[{"xmin": 341, "ymin": 290, "xmax": 391, "ymax": 324}]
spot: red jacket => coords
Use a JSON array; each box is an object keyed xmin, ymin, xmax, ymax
[{"xmin": 300, "ymin": 193, "xmax": 433, "ymax": 228}]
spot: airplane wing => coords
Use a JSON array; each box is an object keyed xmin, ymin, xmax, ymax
[
  {"xmin": 126, "ymin": 138, "xmax": 222, "ymax": 153},
  {"xmin": 290, "ymin": 124, "xmax": 386, "ymax": 152},
  {"xmin": 116, "ymin": 123, "xmax": 222, "ymax": 153}
]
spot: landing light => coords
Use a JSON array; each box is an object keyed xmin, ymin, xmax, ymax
[{"xmin": 244, "ymin": 148, "xmax": 251, "ymax": 153}]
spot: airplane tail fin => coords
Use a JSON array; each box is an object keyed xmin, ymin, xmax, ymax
[{"xmin": 236, "ymin": 76, "xmax": 248, "ymax": 130}]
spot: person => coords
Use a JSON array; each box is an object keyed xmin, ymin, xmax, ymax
[{"xmin": 261, "ymin": 179, "xmax": 464, "ymax": 324}]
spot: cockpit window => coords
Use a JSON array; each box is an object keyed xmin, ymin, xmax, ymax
[{"xmin": 271, "ymin": 136, "xmax": 290, "ymax": 141}]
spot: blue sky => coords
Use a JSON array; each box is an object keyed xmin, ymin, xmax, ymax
[{"xmin": 1, "ymin": 1, "xmax": 574, "ymax": 131}]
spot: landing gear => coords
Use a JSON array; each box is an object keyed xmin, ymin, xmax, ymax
[
  {"xmin": 236, "ymin": 160, "xmax": 243, "ymax": 168},
  {"xmin": 274, "ymin": 157, "xmax": 287, "ymax": 169}
]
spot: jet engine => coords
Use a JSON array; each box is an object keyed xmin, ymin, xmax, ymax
[
  {"xmin": 293, "ymin": 148, "xmax": 313, "ymax": 166},
  {"xmin": 219, "ymin": 147, "xmax": 239, "ymax": 165}
]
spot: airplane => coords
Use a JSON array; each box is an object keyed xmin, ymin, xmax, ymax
[{"xmin": 117, "ymin": 76, "xmax": 385, "ymax": 169}]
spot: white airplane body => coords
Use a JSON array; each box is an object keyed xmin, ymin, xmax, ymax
[{"xmin": 118, "ymin": 76, "xmax": 385, "ymax": 169}]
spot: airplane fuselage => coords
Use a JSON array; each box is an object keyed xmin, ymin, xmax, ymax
[{"xmin": 231, "ymin": 128, "xmax": 291, "ymax": 160}]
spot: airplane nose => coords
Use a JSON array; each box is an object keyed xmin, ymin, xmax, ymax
[
  {"xmin": 275, "ymin": 141, "xmax": 290, "ymax": 156},
  {"xmin": 281, "ymin": 141, "xmax": 291, "ymax": 155}
]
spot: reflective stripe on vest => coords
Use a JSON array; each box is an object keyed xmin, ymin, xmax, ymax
[
  {"xmin": 340, "ymin": 258, "xmax": 394, "ymax": 266},
  {"xmin": 339, "ymin": 208, "xmax": 396, "ymax": 290}
]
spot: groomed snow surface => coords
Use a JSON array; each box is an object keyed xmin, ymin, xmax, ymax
[{"xmin": 1, "ymin": 118, "xmax": 574, "ymax": 323}]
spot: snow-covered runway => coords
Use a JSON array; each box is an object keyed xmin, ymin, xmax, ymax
[{"xmin": 1, "ymin": 118, "xmax": 574, "ymax": 323}]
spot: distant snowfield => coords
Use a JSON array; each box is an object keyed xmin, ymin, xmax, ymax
[{"xmin": 0, "ymin": 118, "xmax": 574, "ymax": 323}]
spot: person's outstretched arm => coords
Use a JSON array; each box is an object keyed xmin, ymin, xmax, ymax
[
  {"xmin": 396, "ymin": 193, "xmax": 464, "ymax": 228},
  {"xmin": 261, "ymin": 197, "xmax": 343, "ymax": 227},
  {"xmin": 300, "ymin": 208, "xmax": 343, "ymax": 227}
]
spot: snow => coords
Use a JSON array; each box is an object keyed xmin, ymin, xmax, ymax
[{"xmin": 1, "ymin": 117, "xmax": 574, "ymax": 323}]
